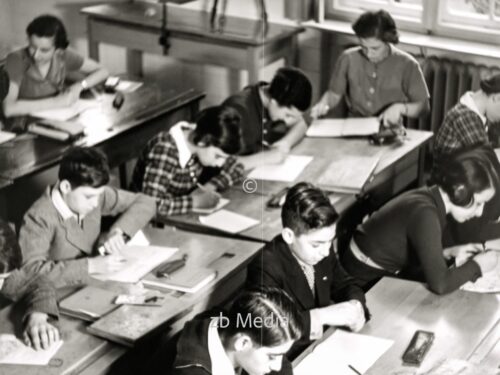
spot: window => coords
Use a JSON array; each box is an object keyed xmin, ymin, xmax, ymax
[{"xmin": 324, "ymin": 0, "xmax": 500, "ymax": 43}]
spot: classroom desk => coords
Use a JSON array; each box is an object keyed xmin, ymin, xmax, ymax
[
  {"xmin": 0, "ymin": 226, "xmax": 262, "ymax": 375},
  {"xmin": 0, "ymin": 83, "xmax": 203, "ymax": 223},
  {"xmin": 80, "ymin": 2, "xmax": 303, "ymax": 83},
  {"xmin": 294, "ymin": 277, "xmax": 500, "ymax": 374},
  {"xmin": 162, "ymin": 129, "xmax": 433, "ymax": 242}
]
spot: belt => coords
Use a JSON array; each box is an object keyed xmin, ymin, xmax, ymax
[{"xmin": 349, "ymin": 239, "xmax": 386, "ymax": 271}]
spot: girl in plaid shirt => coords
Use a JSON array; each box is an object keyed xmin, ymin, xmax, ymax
[{"xmin": 131, "ymin": 106, "xmax": 244, "ymax": 216}]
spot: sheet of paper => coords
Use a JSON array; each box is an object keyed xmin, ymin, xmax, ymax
[
  {"xmin": 247, "ymin": 155, "xmax": 313, "ymax": 182},
  {"xmin": 294, "ymin": 330, "xmax": 393, "ymax": 375},
  {"xmin": 192, "ymin": 198, "xmax": 230, "ymax": 214},
  {"xmin": 31, "ymin": 99, "xmax": 100, "ymax": 121},
  {"xmin": 116, "ymin": 80, "xmax": 143, "ymax": 93},
  {"xmin": 0, "ymin": 130, "xmax": 15, "ymax": 145},
  {"xmin": 128, "ymin": 230, "xmax": 151, "ymax": 246},
  {"xmin": 92, "ymin": 245, "xmax": 178, "ymax": 283},
  {"xmin": 459, "ymin": 256, "xmax": 500, "ymax": 293},
  {"xmin": 0, "ymin": 334, "xmax": 63, "ymax": 365},
  {"xmin": 199, "ymin": 209, "xmax": 259, "ymax": 234},
  {"xmin": 307, "ymin": 117, "xmax": 380, "ymax": 137}
]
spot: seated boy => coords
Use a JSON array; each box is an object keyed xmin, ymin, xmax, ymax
[
  {"xmin": 131, "ymin": 105, "xmax": 245, "ymax": 216},
  {"xmin": 0, "ymin": 218, "xmax": 59, "ymax": 351},
  {"xmin": 4, "ymin": 147, "xmax": 156, "ymax": 292},
  {"xmin": 222, "ymin": 67, "xmax": 312, "ymax": 169},
  {"xmin": 246, "ymin": 182, "xmax": 368, "ymax": 358}
]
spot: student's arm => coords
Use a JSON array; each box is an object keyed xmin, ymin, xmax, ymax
[
  {"xmin": 100, "ymin": 187, "xmax": 156, "ymax": 237},
  {"xmin": 410, "ymin": 208, "xmax": 483, "ymax": 295},
  {"xmin": 310, "ymin": 90, "xmax": 343, "ymax": 119},
  {"xmin": 206, "ymin": 156, "xmax": 245, "ymax": 191},
  {"xmin": 272, "ymin": 116, "xmax": 307, "ymax": 152},
  {"xmin": 72, "ymin": 55, "xmax": 109, "ymax": 89}
]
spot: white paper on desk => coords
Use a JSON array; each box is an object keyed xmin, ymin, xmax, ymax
[
  {"xmin": 116, "ymin": 80, "xmax": 143, "ymax": 93},
  {"xmin": 458, "ymin": 253, "xmax": 500, "ymax": 293},
  {"xmin": 92, "ymin": 245, "xmax": 178, "ymax": 283},
  {"xmin": 307, "ymin": 117, "xmax": 380, "ymax": 137},
  {"xmin": 199, "ymin": 209, "xmax": 259, "ymax": 234},
  {"xmin": 0, "ymin": 130, "xmax": 15, "ymax": 145},
  {"xmin": 192, "ymin": 198, "xmax": 230, "ymax": 214},
  {"xmin": 294, "ymin": 330, "xmax": 393, "ymax": 375},
  {"xmin": 31, "ymin": 99, "xmax": 100, "ymax": 121},
  {"xmin": 0, "ymin": 334, "xmax": 63, "ymax": 365},
  {"xmin": 128, "ymin": 230, "xmax": 151, "ymax": 246},
  {"xmin": 247, "ymin": 155, "xmax": 313, "ymax": 182}
]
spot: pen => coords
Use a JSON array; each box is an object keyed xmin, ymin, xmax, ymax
[{"xmin": 348, "ymin": 364, "xmax": 362, "ymax": 375}]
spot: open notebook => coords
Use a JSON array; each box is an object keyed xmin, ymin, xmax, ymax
[{"xmin": 307, "ymin": 117, "xmax": 380, "ymax": 138}]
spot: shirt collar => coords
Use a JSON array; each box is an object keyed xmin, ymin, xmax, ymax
[
  {"xmin": 208, "ymin": 317, "xmax": 236, "ymax": 375},
  {"xmin": 460, "ymin": 91, "xmax": 487, "ymax": 125},
  {"xmin": 170, "ymin": 121, "xmax": 194, "ymax": 168},
  {"xmin": 51, "ymin": 184, "xmax": 78, "ymax": 221}
]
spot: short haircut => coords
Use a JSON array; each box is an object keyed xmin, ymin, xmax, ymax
[
  {"xmin": 220, "ymin": 287, "xmax": 303, "ymax": 347},
  {"xmin": 480, "ymin": 73, "xmax": 500, "ymax": 95},
  {"xmin": 59, "ymin": 147, "xmax": 110, "ymax": 189},
  {"xmin": 0, "ymin": 219, "xmax": 22, "ymax": 273},
  {"xmin": 352, "ymin": 10, "xmax": 399, "ymax": 44},
  {"xmin": 26, "ymin": 14, "xmax": 69, "ymax": 50},
  {"xmin": 432, "ymin": 146, "xmax": 496, "ymax": 207},
  {"xmin": 191, "ymin": 105, "xmax": 242, "ymax": 155},
  {"xmin": 268, "ymin": 67, "xmax": 312, "ymax": 112},
  {"xmin": 281, "ymin": 182, "xmax": 339, "ymax": 236}
]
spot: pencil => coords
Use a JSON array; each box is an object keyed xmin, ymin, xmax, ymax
[{"xmin": 348, "ymin": 364, "xmax": 362, "ymax": 375}]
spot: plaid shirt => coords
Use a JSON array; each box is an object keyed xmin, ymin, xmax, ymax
[
  {"xmin": 433, "ymin": 103, "xmax": 490, "ymax": 162},
  {"xmin": 132, "ymin": 131, "xmax": 244, "ymax": 216}
]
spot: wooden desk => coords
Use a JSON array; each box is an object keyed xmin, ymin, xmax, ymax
[
  {"xmin": 294, "ymin": 277, "xmax": 500, "ymax": 374},
  {"xmin": 0, "ymin": 84, "xmax": 203, "ymax": 223},
  {"xmin": 81, "ymin": 2, "xmax": 303, "ymax": 83},
  {"xmin": 163, "ymin": 129, "xmax": 433, "ymax": 242},
  {"xmin": 0, "ymin": 226, "xmax": 262, "ymax": 375}
]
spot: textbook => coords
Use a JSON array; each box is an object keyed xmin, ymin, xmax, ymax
[
  {"xmin": 28, "ymin": 119, "xmax": 84, "ymax": 142},
  {"xmin": 59, "ymin": 286, "xmax": 119, "ymax": 322},
  {"xmin": 317, "ymin": 154, "xmax": 381, "ymax": 194},
  {"xmin": 142, "ymin": 266, "xmax": 218, "ymax": 294},
  {"xmin": 307, "ymin": 117, "xmax": 380, "ymax": 138}
]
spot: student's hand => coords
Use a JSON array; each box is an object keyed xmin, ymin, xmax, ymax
[
  {"xmin": 100, "ymin": 228, "xmax": 126, "ymax": 255},
  {"xmin": 310, "ymin": 100, "xmax": 330, "ymax": 119},
  {"xmin": 262, "ymin": 148, "xmax": 287, "ymax": 165},
  {"xmin": 88, "ymin": 254, "xmax": 127, "ymax": 274},
  {"xmin": 56, "ymin": 85, "xmax": 81, "ymax": 107},
  {"xmin": 24, "ymin": 312, "xmax": 60, "ymax": 351},
  {"xmin": 472, "ymin": 251, "xmax": 499, "ymax": 274},
  {"xmin": 316, "ymin": 300, "xmax": 366, "ymax": 332},
  {"xmin": 443, "ymin": 243, "xmax": 484, "ymax": 260},
  {"xmin": 272, "ymin": 141, "xmax": 291, "ymax": 154},
  {"xmin": 379, "ymin": 103, "xmax": 405, "ymax": 127},
  {"xmin": 197, "ymin": 146, "xmax": 228, "ymax": 168},
  {"xmin": 192, "ymin": 188, "xmax": 220, "ymax": 209}
]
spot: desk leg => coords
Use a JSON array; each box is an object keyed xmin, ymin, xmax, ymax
[
  {"xmin": 247, "ymin": 46, "xmax": 261, "ymax": 84},
  {"xmin": 126, "ymin": 49, "xmax": 143, "ymax": 78}
]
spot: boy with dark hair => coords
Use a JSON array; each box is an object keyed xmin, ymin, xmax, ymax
[
  {"xmin": 246, "ymin": 182, "xmax": 368, "ymax": 358},
  {"xmin": 131, "ymin": 105, "xmax": 245, "ymax": 216},
  {"xmin": 4, "ymin": 147, "xmax": 156, "ymax": 295},
  {"xmin": 222, "ymin": 67, "xmax": 312, "ymax": 169}
]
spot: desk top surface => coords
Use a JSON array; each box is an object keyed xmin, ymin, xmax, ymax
[
  {"xmin": 0, "ymin": 84, "xmax": 204, "ymax": 181},
  {"xmin": 163, "ymin": 129, "xmax": 432, "ymax": 242},
  {"xmin": 81, "ymin": 2, "xmax": 304, "ymax": 46},
  {"xmin": 0, "ymin": 226, "xmax": 262, "ymax": 375},
  {"xmin": 295, "ymin": 277, "xmax": 500, "ymax": 373}
]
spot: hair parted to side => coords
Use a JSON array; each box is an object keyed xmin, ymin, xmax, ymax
[
  {"xmin": 191, "ymin": 105, "xmax": 242, "ymax": 155},
  {"xmin": 0, "ymin": 219, "xmax": 22, "ymax": 274},
  {"xmin": 268, "ymin": 67, "xmax": 312, "ymax": 112},
  {"xmin": 480, "ymin": 73, "xmax": 500, "ymax": 96},
  {"xmin": 281, "ymin": 182, "xmax": 339, "ymax": 236},
  {"xmin": 27, "ymin": 14, "xmax": 69, "ymax": 49},
  {"xmin": 219, "ymin": 287, "xmax": 303, "ymax": 347},
  {"xmin": 59, "ymin": 147, "xmax": 110, "ymax": 189},
  {"xmin": 432, "ymin": 147, "xmax": 496, "ymax": 207},
  {"xmin": 352, "ymin": 9, "xmax": 399, "ymax": 44}
]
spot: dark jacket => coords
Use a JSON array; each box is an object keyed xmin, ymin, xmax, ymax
[{"xmin": 246, "ymin": 235, "xmax": 368, "ymax": 358}]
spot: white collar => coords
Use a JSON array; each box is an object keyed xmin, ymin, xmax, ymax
[
  {"xmin": 460, "ymin": 91, "xmax": 487, "ymax": 125},
  {"xmin": 0, "ymin": 272, "xmax": 9, "ymax": 290},
  {"xmin": 208, "ymin": 317, "xmax": 236, "ymax": 375},
  {"xmin": 169, "ymin": 121, "xmax": 194, "ymax": 168},
  {"xmin": 51, "ymin": 184, "xmax": 79, "ymax": 221}
]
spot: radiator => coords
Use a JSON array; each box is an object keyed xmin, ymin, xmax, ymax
[{"xmin": 407, "ymin": 56, "xmax": 500, "ymax": 133}]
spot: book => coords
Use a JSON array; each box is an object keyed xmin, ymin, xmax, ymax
[
  {"xmin": 142, "ymin": 266, "xmax": 218, "ymax": 294},
  {"xmin": 307, "ymin": 117, "xmax": 380, "ymax": 138},
  {"xmin": 317, "ymin": 154, "xmax": 381, "ymax": 194},
  {"xmin": 28, "ymin": 120, "xmax": 84, "ymax": 141},
  {"xmin": 0, "ymin": 130, "xmax": 15, "ymax": 145},
  {"xmin": 59, "ymin": 286, "xmax": 119, "ymax": 322}
]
